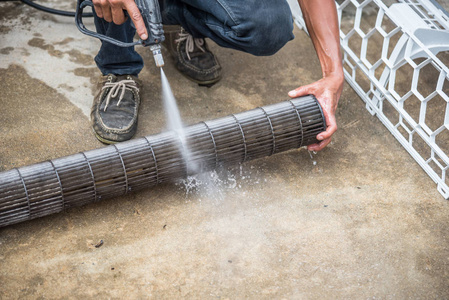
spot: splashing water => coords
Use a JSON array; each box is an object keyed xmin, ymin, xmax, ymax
[
  {"xmin": 160, "ymin": 69, "xmax": 263, "ymax": 196},
  {"xmin": 176, "ymin": 163, "xmax": 268, "ymax": 203},
  {"xmin": 308, "ymin": 150, "xmax": 317, "ymax": 166}
]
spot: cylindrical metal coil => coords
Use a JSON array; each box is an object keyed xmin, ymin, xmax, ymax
[{"xmin": 0, "ymin": 95, "xmax": 326, "ymax": 227}]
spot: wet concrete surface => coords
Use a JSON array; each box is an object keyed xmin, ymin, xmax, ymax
[{"xmin": 1, "ymin": 1, "xmax": 448, "ymax": 298}]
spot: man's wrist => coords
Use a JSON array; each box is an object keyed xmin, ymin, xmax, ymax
[{"xmin": 323, "ymin": 70, "xmax": 344, "ymax": 84}]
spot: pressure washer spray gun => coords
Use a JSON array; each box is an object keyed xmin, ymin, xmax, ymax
[{"xmin": 75, "ymin": 0, "xmax": 165, "ymax": 68}]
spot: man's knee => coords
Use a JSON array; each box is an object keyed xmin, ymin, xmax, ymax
[{"xmin": 235, "ymin": 3, "xmax": 294, "ymax": 56}]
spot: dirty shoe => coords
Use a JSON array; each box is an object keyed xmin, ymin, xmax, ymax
[
  {"xmin": 163, "ymin": 26, "xmax": 222, "ymax": 86},
  {"xmin": 91, "ymin": 74, "xmax": 141, "ymax": 144}
]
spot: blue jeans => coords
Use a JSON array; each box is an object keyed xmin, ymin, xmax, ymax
[{"xmin": 94, "ymin": 0, "xmax": 294, "ymax": 76}]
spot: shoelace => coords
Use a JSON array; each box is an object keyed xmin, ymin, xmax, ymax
[
  {"xmin": 102, "ymin": 79, "xmax": 139, "ymax": 111},
  {"xmin": 175, "ymin": 31, "xmax": 206, "ymax": 60}
]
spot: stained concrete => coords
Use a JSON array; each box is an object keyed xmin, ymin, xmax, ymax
[{"xmin": 0, "ymin": 1, "xmax": 448, "ymax": 299}]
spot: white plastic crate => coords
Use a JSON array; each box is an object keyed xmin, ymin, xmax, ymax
[{"xmin": 288, "ymin": 0, "xmax": 449, "ymax": 199}]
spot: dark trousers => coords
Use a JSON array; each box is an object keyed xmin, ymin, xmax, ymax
[{"xmin": 94, "ymin": 0, "xmax": 295, "ymax": 75}]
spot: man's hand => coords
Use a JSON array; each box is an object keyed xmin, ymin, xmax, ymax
[
  {"xmin": 92, "ymin": 0, "xmax": 148, "ymax": 40},
  {"xmin": 296, "ymin": 0, "xmax": 343, "ymax": 151},
  {"xmin": 288, "ymin": 74, "xmax": 344, "ymax": 151}
]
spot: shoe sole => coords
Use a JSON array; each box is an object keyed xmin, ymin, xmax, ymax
[
  {"xmin": 93, "ymin": 129, "xmax": 118, "ymax": 145},
  {"xmin": 176, "ymin": 68, "xmax": 222, "ymax": 87}
]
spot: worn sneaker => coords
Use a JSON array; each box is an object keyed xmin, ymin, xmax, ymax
[
  {"xmin": 163, "ymin": 26, "xmax": 222, "ymax": 86},
  {"xmin": 91, "ymin": 74, "xmax": 141, "ymax": 144}
]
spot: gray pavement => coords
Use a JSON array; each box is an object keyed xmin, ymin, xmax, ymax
[{"xmin": 0, "ymin": 1, "xmax": 448, "ymax": 298}]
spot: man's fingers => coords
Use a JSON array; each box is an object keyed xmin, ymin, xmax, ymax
[
  {"xmin": 111, "ymin": 6, "xmax": 126, "ymax": 25},
  {"xmin": 94, "ymin": 0, "xmax": 142, "ymax": 33},
  {"xmin": 100, "ymin": 0, "xmax": 113, "ymax": 22},
  {"xmin": 307, "ymin": 137, "xmax": 332, "ymax": 152},
  {"xmin": 123, "ymin": 2, "xmax": 148, "ymax": 40},
  {"xmin": 288, "ymin": 85, "xmax": 313, "ymax": 98},
  {"xmin": 93, "ymin": 0, "xmax": 104, "ymax": 18},
  {"xmin": 317, "ymin": 124, "xmax": 337, "ymax": 141},
  {"xmin": 317, "ymin": 114, "xmax": 337, "ymax": 140},
  {"xmin": 92, "ymin": 0, "xmax": 148, "ymax": 40}
]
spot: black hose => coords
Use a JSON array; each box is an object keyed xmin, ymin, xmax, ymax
[{"xmin": 0, "ymin": 0, "xmax": 93, "ymax": 17}]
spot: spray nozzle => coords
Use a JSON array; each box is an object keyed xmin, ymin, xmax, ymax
[{"xmin": 150, "ymin": 44, "xmax": 164, "ymax": 68}]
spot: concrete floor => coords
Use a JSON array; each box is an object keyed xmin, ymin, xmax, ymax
[{"xmin": 1, "ymin": 1, "xmax": 448, "ymax": 299}]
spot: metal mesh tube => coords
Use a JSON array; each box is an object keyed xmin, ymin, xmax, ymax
[{"xmin": 0, "ymin": 96, "xmax": 326, "ymax": 227}]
